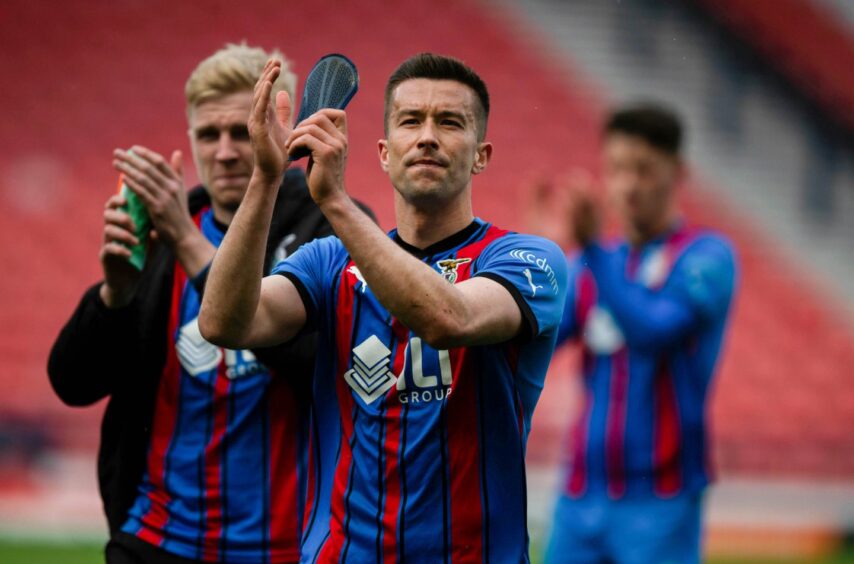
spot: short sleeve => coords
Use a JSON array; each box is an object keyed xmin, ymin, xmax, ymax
[
  {"xmin": 474, "ymin": 234, "xmax": 569, "ymax": 340},
  {"xmin": 671, "ymin": 236, "xmax": 737, "ymax": 322},
  {"xmin": 270, "ymin": 235, "xmax": 346, "ymax": 323}
]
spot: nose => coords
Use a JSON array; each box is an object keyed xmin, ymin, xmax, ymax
[
  {"xmin": 416, "ymin": 120, "xmax": 439, "ymax": 151},
  {"xmin": 215, "ymin": 133, "xmax": 239, "ymax": 162}
]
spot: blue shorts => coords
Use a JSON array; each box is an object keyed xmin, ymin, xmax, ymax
[{"xmin": 544, "ymin": 492, "xmax": 703, "ymax": 564}]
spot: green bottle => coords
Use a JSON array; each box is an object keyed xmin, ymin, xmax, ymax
[{"xmin": 117, "ymin": 164, "xmax": 151, "ymax": 271}]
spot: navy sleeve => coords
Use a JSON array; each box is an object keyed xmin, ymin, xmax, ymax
[
  {"xmin": 583, "ymin": 235, "xmax": 736, "ymax": 351},
  {"xmin": 474, "ymin": 234, "xmax": 568, "ymax": 341}
]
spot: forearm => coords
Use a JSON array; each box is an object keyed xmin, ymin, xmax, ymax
[
  {"xmin": 199, "ymin": 173, "xmax": 279, "ymax": 346},
  {"xmin": 173, "ymin": 231, "xmax": 216, "ymax": 279},
  {"xmin": 584, "ymin": 243, "xmax": 697, "ymax": 349},
  {"xmin": 48, "ymin": 284, "xmax": 137, "ymax": 405},
  {"xmin": 320, "ymin": 195, "xmax": 472, "ymax": 347}
]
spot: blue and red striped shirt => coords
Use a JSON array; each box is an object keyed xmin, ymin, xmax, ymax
[
  {"xmin": 558, "ymin": 224, "xmax": 737, "ymax": 499},
  {"xmin": 122, "ymin": 208, "xmax": 309, "ymax": 563},
  {"xmin": 274, "ymin": 218, "xmax": 567, "ymax": 562}
]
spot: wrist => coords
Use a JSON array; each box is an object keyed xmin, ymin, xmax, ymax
[
  {"xmin": 251, "ymin": 169, "xmax": 283, "ymax": 189},
  {"xmin": 99, "ymin": 282, "xmax": 135, "ymax": 309},
  {"xmin": 316, "ymin": 191, "xmax": 353, "ymax": 217}
]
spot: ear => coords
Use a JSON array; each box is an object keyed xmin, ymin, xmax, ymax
[
  {"xmin": 378, "ymin": 139, "xmax": 390, "ymax": 172},
  {"xmin": 471, "ymin": 141, "xmax": 493, "ymax": 175}
]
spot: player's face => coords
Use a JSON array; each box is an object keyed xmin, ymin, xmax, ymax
[
  {"xmin": 187, "ymin": 90, "xmax": 254, "ymax": 222},
  {"xmin": 379, "ymin": 79, "xmax": 491, "ymax": 208},
  {"xmin": 603, "ymin": 133, "xmax": 680, "ymax": 235}
]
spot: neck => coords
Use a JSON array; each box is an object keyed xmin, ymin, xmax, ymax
[
  {"xmin": 626, "ymin": 209, "xmax": 679, "ymax": 247},
  {"xmin": 393, "ymin": 191, "xmax": 474, "ymax": 249},
  {"xmin": 211, "ymin": 202, "xmax": 235, "ymax": 227}
]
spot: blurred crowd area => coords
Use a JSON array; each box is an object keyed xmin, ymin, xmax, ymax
[{"xmin": 1, "ymin": 0, "xmax": 853, "ymax": 561}]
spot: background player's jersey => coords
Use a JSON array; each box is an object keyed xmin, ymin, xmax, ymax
[
  {"xmin": 273, "ymin": 218, "xmax": 567, "ymax": 563},
  {"xmin": 558, "ymin": 224, "xmax": 737, "ymax": 499},
  {"xmin": 122, "ymin": 209, "xmax": 309, "ymax": 563}
]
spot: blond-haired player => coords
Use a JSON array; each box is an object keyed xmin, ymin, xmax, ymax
[{"xmin": 48, "ymin": 43, "xmax": 346, "ymax": 564}]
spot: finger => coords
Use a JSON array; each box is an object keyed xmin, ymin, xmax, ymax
[
  {"xmin": 105, "ymin": 193, "xmax": 127, "ymax": 210},
  {"xmin": 104, "ymin": 224, "xmax": 139, "ymax": 247},
  {"xmin": 275, "ymin": 90, "xmax": 292, "ymax": 128},
  {"xmin": 113, "ymin": 151, "xmax": 169, "ymax": 192},
  {"xmin": 117, "ymin": 172, "xmax": 158, "ymax": 209},
  {"xmin": 252, "ymin": 62, "xmax": 280, "ymax": 123},
  {"xmin": 131, "ymin": 146, "xmax": 177, "ymax": 180},
  {"xmin": 104, "ymin": 208, "xmax": 136, "ymax": 232},
  {"xmin": 170, "ymin": 150, "xmax": 183, "ymax": 179},
  {"xmin": 252, "ymin": 77, "xmax": 275, "ymax": 132},
  {"xmin": 298, "ymin": 110, "xmax": 347, "ymax": 138},
  {"xmin": 101, "ymin": 242, "xmax": 133, "ymax": 261},
  {"xmin": 286, "ymin": 127, "xmax": 343, "ymax": 160},
  {"xmin": 286, "ymin": 132, "xmax": 329, "ymax": 160},
  {"xmin": 288, "ymin": 123, "xmax": 339, "ymax": 149},
  {"xmin": 316, "ymin": 109, "xmax": 347, "ymax": 136}
]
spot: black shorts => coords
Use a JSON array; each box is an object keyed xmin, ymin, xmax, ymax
[{"xmin": 105, "ymin": 532, "xmax": 199, "ymax": 564}]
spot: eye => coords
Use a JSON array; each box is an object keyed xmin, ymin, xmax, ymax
[
  {"xmin": 400, "ymin": 118, "xmax": 418, "ymax": 126},
  {"xmin": 442, "ymin": 119, "xmax": 463, "ymax": 128},
  {"xmin": 195, "ymin": 128, "xmax": 219, "ymax": 142},
  {"xmin": 231, "ymin": 126, "xmax": 250, "ymax": 141}
]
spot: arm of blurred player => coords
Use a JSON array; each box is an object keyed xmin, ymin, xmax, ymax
[
  {"xmin": 567, "ymin": 187, "xmax": 735, "ymax": 350},
  {"xmin": 199, "ymin": 59, "xmax": 307, "ymax": 349}
]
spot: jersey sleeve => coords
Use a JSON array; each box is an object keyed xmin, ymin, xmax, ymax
[
  {"xmin": 669, "ymin": 236, "xmax": 737, "ymax": 321},
  {"xmin": 270, "ymin": 235, "xmax": 345, "ymax": 324},
  {"xmin": 473, "ymin": 234, "xmax": 568, "ymax": 341}
]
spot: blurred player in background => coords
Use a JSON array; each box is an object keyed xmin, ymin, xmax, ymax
[
  {"xmin": 199, "ymin": 53, "xmax": 567, "ymax": 561},
  {"xmin": 47, "ymin": 43, "xmax": 343, "ymax": 564},
  {"xmin": 533, "ymin": 104, "xmax": 737, "ymax": 563}
]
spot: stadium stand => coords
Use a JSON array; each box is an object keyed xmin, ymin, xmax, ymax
[
  {"xmin": 691, "ymin": 0, "xmax": 854, "ymax": 133},
  {"xmin": 2, "ymin": 0, "xmax": 853, "ymax": 556}
]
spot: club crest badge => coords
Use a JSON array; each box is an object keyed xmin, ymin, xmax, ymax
[{"xmin": 436, "ymin": 258, "xmax": 471, "ymax": 284}]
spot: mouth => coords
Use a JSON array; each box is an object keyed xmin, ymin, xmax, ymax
[
  {"xmin": 214, "ymin": 173, "xmax": 250, "ymax": 183},
  {"xmin": 407, "ymin": 156, "xmax": 447, "ymax": 169}
]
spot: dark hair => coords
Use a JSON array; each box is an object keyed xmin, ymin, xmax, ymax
[
  {"xmin": 384, "ymin": 53, "xmax": 490, "ymax": 140},
  {"xmin": 605, "ymin": 103, "xmax": 683, "ymax": 155}
]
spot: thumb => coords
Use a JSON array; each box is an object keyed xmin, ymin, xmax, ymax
[
  {"xmin": 170, "ymin": 150, "xmax": 184, "ymax": 178},
  {"xmin": 275, "ymin": 91, "xmax": 292, "ymax": 128}
]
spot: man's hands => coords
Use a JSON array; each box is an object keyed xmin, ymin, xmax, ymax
[
  {"xmin": 101, "ymin": 145, "xmax": 213, "ymax": 307},
  {"xmin": 526, "ymin": 170, "xmax": 601, "ymax": 249},
  {"xmin": 99, "ymin": 194, "xmax": 142, "ymax": 308},
  {"xmin": 248, "ymin": 59, "xmax": 293, "ymax": 183},
  {"xmin": 112, "ymin": 146, "xmax": 197, "ymax": 249},
  {"xmin": 249, "ymin": 58, "xmax": 349, "ymax": 207}
]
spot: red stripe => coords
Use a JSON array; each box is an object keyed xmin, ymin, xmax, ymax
[
  {"xmin": 566, "ymin": 383, "xmax": 593, "ymax": 498},
  {"xmin": 445, "ymin": 348, "xmax": 483, "ymax": 561},
  {"xmin": 201, "ymin": 363, "xmax": 230, "ymax": 561},
  {"xmin": 452, "ymin": 225, "xmax": 508, "ymax": 281},
  {"xmin": 137, "ymin": 254, "xmax": 189, "ymax": 544},
  {"xmin": 567, "ymin": 269, "xmax": 598, "ymax": 497},
  {"xmin": 318, "ymin": 262, "xmax": 360, "ymax": 561},
  {"xmin": 268, "ymin": 372, "xmax": 301, "ymax": 562},
  {"xmin": 380, "ymin": 320, "xmax": 408, "ymax": 562},
  {"xmin": 575, "ymin": 270, "xmax": 597, "ymax": 327},
  {"xmin": 653, "ymin": 364, "xmax": 682, "ymax": 496},
  {"xmin": 435, "ymin": 224, "xmax": 506, "ymax": 559},
  {"xmin": 605, "ymin": 348, "xmax": 629, "ymax": 499},
  {"xmin": 301, "ymin": 419, "xmax": 317, "ymax": 538}
]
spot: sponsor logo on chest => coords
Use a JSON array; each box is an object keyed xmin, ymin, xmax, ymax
[{"xmin": 344, "ymin": 335, "xmax": 452, "ymax": 405}]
